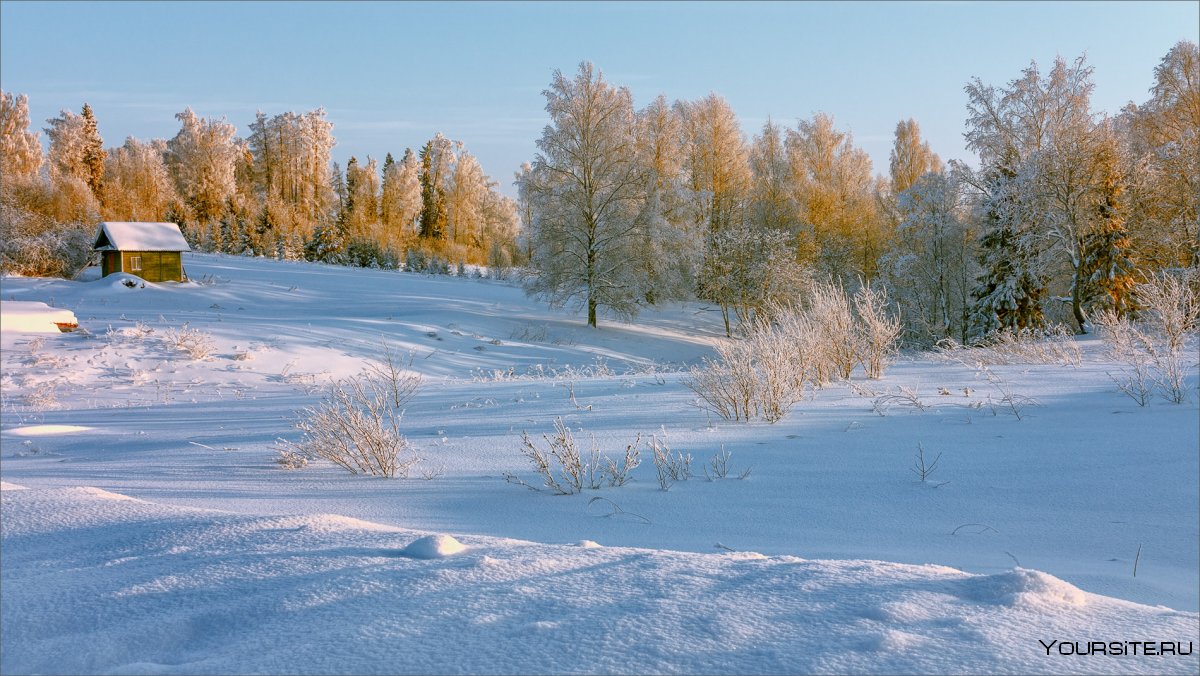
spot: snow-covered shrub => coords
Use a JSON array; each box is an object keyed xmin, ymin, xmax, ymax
[
  {"xmin": 363, "ymin": 341, "xmax": 421, "ymax": 409},
  {"xmin": 274, "ymin": 447, "xmax": 308, "ymax": 470},
  {"xmin": 24, "ymin": 381, "xmax": 60, "ymax": 410},
  {"xmin": 853, "ymin": 282, "xmax": 903, "ymax": 379},
  {"xmin": 934, "ymin": 325, "xmax": 1081, "ymax": 366},
  {"xmin": 603, "ymin": 435, "xmax": 642, "ymax": 487},
  {"xmin": 1093, "ymin": 271, "xmax": 1199, "ymax": 404},
  {"xmin": 507, "ymin": 420, "xmax": 646, "ymax": 494},
  {"xmin": 1135, "ymin": 270, "xmax": 1199, "ymax": 356},
  {"xmin": 684, "ymin": 341, "xmax": 760, "ymax": 422},
  {"xmin": 703, "ymin": 446, "xmax": 750, "ymax": 481},
  {"xmin": 807, "ymin": 280, "xmax": 862, "ymax": 381},
  {"xmin": 281, "ymin": 371, "xmax": 420, "ymax": 478},
  {"xmin": 650, "ymin": 430, "xmax": 692, "ymax": 491},
  {"xmin": 511, "ymin": 418, "xmax": 603, "ymax": 495},
  {"xmin": 163, "ymin": 326, "xmax": 216, "ymax": 360},
  {"xmin": 0, "ymin": 202, "xmax": 94, "ymax": 279}
]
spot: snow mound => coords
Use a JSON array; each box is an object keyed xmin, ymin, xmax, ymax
[
  {"xmin": 0, "ymin": 481, "xmax": 28, "ymax": 491},
  {"xmin": 98, "ymin": 273, "xmax": 154, "ymax": 291},
  {"xmin": 578, "ymin": 540, "xmax": 602, "ymax": 548},
  {"xmin": 0, "ymin": 301, "xmax": 77, "ymax": 333},
  {"xmin": 74, "ymin": 487, "xmax": 142, "ymax": 502},
  {"xmin": 402, "ymin": 534, "xmax": 467, "ymax": 559},
  {"xmin": 957, "ymin": 568, "xmax": 1088, "ymax": 607},
  {"xmin": 9, "ymin": 425, "xmax": 93, "ymax": 437},
  {"xmin": 303, "ymin": 513, "xmax": 402, "ymax": 533}
]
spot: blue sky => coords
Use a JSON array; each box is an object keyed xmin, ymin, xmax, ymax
[{"xmin": 1, "ymin": 1, "xmax": 1195, "ymax": 197}]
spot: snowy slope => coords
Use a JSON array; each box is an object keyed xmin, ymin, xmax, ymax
[{"xmin": 2, "ymin": 252, "xmax": 1198, "ymax": 674}]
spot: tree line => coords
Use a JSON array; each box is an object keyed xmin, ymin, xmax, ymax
[
  {"xmin": 519, "ymin": 42, "xmax": 1197, "ymax": 340},
  {"xmin": 0, "ymin": 100, "xmax": 521, "ymax": 273}
]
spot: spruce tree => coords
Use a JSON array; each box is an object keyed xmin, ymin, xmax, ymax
[
  {"xmin": 970, "ymin": 165, "xmax": 1046, "ymax": 336},
  {"xmin": 418, "ymin": 140, "xmax": 447, "ymax": 242},
  {"xmin": 1080, "ymin": 140, "xmax": 1136, "ymax": 318},
  {"xmin": 341, "ymin": 156, "xmax": 358, "ymax": 230},
  {"xmin": 80, "ymin": 103, "xmax": 105, "ymax": 203}
]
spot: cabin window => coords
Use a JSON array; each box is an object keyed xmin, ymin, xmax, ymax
[{"xmin": 129, "ymin": 256, "xmax": 142, "ymax": 272}]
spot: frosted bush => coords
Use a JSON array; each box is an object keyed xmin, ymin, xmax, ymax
[
  {"xmin": 163, "ymin": 326, "xmax": 216, "ymax": 361},
  {"xmin": 934, "ymin": 324, "xmax": 1081, "ymax": 366},
  {"xmin": 507, "ymin": 419, "xmax": 645, "ymax": 494},
  {"xmin": 279, "ymin": 370, "xmax": 420, "ymax": 478},
  {"xmin": 853, "ymin": 282, "xmax": 903, "ymax": 379},
  {"xmin": 510, "ymin": 418, "xmax": 601, "ymax": 494},
  {"xmin": 807, "ymin": 281, "xmax": 861, "ymax": 381},
  {"xmin": 24, "ymin": 381, "xmax": 61, "ymax": 410},
  {"xmin": 364, "ymin": 341, "xmax": 421, "ymax": 409},
  {"xmin": 650, "ymin": 431, "xmax": 692, "ymax": 490},
  {"xmin": 1093, "ymin": 272, "xmax": 1199, "ymax": 404}
]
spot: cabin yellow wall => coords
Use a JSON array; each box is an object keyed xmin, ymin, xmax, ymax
[{"xmin": 105, "ymin": 251, "xmax": 184, "ymax": 282}]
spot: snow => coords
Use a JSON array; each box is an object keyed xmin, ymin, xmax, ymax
[
  {"xmin": 8, "ymin": 424, "xmax": 93, "ymax": 436},
  {"xmin": 1, "ymin": 252, "xmax": 1197, "ymax": 674},
  {"xmin": 0, "ymin": 300, "xmax": 77, "ymax": 333},
  {"xmin": 94, "ymin": 221, "xmax": 191, "ymax": 251},
  {"xmin": 402, "ymin": 533, "xmax": 468, "ymax": 558}
]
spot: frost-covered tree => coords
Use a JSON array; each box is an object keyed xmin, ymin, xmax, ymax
[
  {"xmin": 882, "ymin": 118, "xmax": 942, "ymax": 235},
  {"xmin": 633, "ymin": 94, "xmax": 694, "ymax": 304},
  {"xmin": 80, "ymin": 104, "xmax": 105, "ymax": 202},
  {"xmin": 0, "ymin": 91, "xmax": 42, "ymax": 180},
  {"xmin": 520, "ymin": 62, "xmax": 647, "ymax": 327},
  {"xmin": 888, "ymin": 119, "xmax": 942, "ymax": 196},
  {"xmin": 964, "ymin": 54, "xmax": 1137, "ymax": 334},
  {"xmin": 381, "ymin": 148, "xmax": 422, "ymax": 249},
  {"xmin": 44, "ymin": 108, "xmax": 87, "ymax": 182},
  {"xmin": 698, "ymin": 224, "xmax": 810, "ymax": 336},
  {"xmin": 167, "ymin": 108, "xmax": 239, "ymax": 228},
  {"xmin": 786, "ymin": 113, "xmax": 883, "ymax": 282},
  {"xmin": 966, "ymin": 160, "xmax": 1049, "ymax": 334},
  {"xmin": 343, "ymin": 155, "xmax": 380, "ymax": 241},
  {"xmin": 418, "ymin": 133, "xmax": 456, "ymax": 244},
  {"xmin": 676, "ymin": 93, "xmax": 751, "ymax": 236},
  {"xmin": 1122, "ymin": 40, "xmax": 1200, "ymax": 269},
  {"xmin": 1079, "ymin": 129, "xmax": 1137, "ymax": 318},
  {"xmin": 446, "ymin": 150, "xmax": 488, "ymax": 251},
  {"xmin": 884, "ymin": 169, "xmax": 978, "ymax": 344},
  {"xmin": 747, "ymin": 118, "xmax": 798, "ymax": 235},
  {"xmin": 103, "ymin": 137, "xmax": 178, "ymax": 222},
  {"xmin": 247, "ymin": 108, "xmax": 336, "ymax": 248}
]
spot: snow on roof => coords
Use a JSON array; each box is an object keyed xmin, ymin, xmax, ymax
[{"xmin": 94, "ymin": 222, "xmax": 191, "ymax": 252}]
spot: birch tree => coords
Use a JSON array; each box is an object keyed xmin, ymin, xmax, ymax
[
  {"xmin": 786, "ymin": 113, "xmax": 883, "ymax": 282},
  {"xmin": 167, "ymin": 108, "xmax": 239, "ymax": 226},
  {"xmin": 381, "ymin": 148, "xmax": 422, "ymax": 249},
  {"xmin": 1, "ymin": 91, "xmax": 42, "ymax": 180},
  {"xmin": 520, "ymin": 62, "xmax": 647, "ymax": 327},
  {"xmin": 103, "ymin": 137, "xmax": 178, "ymax": 222}
]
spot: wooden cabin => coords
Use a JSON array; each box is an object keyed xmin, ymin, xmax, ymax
[{"xmin": 93, "ymin": 222, "xmax": 191, "ymax": 282}]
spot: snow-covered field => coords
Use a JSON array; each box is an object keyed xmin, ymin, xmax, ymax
[{"xmin": 2, "ymin": 253, "xmax": 1197, "ymax": 674}]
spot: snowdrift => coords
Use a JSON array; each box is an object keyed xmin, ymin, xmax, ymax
[{"xmin": 2, "ymin": 485, "xmax": 1195, "ymax": 675}]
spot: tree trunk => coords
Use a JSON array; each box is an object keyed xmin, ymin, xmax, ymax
[{"xmin": 1071, "ymin": 278, "xmax": 1088, "ymax": 334}]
